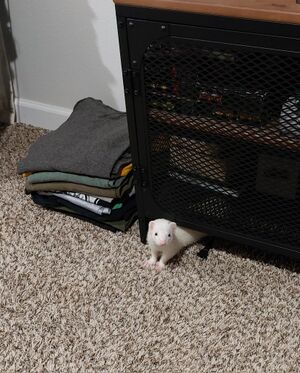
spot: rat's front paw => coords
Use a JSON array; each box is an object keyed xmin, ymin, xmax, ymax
[
  {"xmin": 143, "ymin": 258, "xmax": 156, "ymax": 268},
  {"xmin": 155, "ymin": 262, "xmax": 165, "ymax": 272}
]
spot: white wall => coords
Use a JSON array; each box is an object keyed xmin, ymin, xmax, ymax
[{"xmin": 8, "ymin": 0, "xmax": 126, "ymax": 129}]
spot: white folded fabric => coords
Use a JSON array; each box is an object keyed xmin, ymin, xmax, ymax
[{"xmin": 40, "ymin": 192, "xmax": 111, "ymax": 215}]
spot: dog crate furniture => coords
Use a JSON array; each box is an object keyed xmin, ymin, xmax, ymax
[{"xmin": 114, "ymin": 0, "xmax": 300, "ymax": 259}]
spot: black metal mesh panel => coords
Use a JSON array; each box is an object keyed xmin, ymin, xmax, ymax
[{"xmin": 143, "ymin": 39, "xmax": 300, "ymax": 248}]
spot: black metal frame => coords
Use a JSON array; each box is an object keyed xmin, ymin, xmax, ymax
[{"xmin": 115, "ymin": 5, "xmax": 300, "ymax": 259}]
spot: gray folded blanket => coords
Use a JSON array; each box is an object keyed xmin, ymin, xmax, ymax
[{"xmin": 18, "ymin": 98, "xmax": 130, "ymax": 179}]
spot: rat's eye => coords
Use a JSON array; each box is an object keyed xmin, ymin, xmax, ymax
[
  {"xmin": 155, "ymin": 233, "xmax": 158, "ymax": 236},
  {"xmin": 168, "ymin": 234, "xmax": 171, "ymax": 237}
]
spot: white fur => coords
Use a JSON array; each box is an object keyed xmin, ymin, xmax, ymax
[{"xmin": 146, "ymin": 218, "xmax": 207, "ymax": 271}]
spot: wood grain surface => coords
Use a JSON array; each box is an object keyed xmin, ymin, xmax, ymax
[{"xmin": 113, "ymin": 0, "xmax": 300, "ymax": 25}]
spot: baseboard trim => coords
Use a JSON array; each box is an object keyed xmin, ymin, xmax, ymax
[{"xmin": 15, "ymin": 98, "xmax": 72, "ymax": 130}]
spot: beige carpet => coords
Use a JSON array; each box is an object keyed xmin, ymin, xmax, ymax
[{"xmin": 1, "ymin": 123, "xmax": 300, "ymax": 373}]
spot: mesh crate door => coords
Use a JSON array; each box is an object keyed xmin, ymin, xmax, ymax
[{"xmin": 128, "ymin": 20, "xmax": 300, "ymax": 250}]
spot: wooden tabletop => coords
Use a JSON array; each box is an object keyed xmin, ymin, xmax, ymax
[{"xmin": 114, "ymin": 0, "xmax": 300, "ymax": 25}]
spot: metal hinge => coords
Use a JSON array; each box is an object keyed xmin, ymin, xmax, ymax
[
  {"xmin": 122, "ymin": 68, "xmax": 132, "ymax": 95},
  {"xmin": 131, "ymin": 69, "xmax": 141, "ymax": 96},
  {"xmin": 134, "ymin": 166, "xmax": 147, "ymax": 188},
  {"xmin": 122, "ymin": 68, "xmax": 141, "ymax": 96}
]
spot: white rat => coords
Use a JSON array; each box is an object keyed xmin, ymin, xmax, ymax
[{"xmin": 145, "ymin": 218, "xmax": 207, "ymax": 271}]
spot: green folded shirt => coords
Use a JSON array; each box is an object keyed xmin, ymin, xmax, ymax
[
  {"xmin": 25, "ymin": 174, "xmax": 134, "ymax": 199},
  {"xmin": 27, "ymin": 171, "xmax": 129, "ymax": 189}
]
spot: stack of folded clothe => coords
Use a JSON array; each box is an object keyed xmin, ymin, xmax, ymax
[{"xmin": 17, "ymin": 98, "xmax": 137, "ymax": 232}]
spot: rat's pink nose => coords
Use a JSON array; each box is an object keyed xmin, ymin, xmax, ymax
[{"xmin": 159, "ymin": 240, "xmax": 166, "ymax": 246}]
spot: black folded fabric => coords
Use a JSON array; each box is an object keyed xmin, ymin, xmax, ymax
[
  {"xmin": 48, "ymin": 207, "xmax": 118, "ymax": 233},
  {"xmin": 56, "ymin": 206, "xmax": 137, "ymax": 232},
  {"xmin": 31, "ymin": 192, "xmax": 137, "ymax": 223},
  {"xmin": 31, "ymin": 195, "xmax": 137, "ymax": 232},
  {"xmin": 18, "ymin": 98, "xmax": 130, "ymax": 179}
]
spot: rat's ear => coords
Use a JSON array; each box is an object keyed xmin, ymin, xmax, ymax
[
  {"xmin": 149, "ymin": 221, "xmax": 155, "ymax": 232},
  {"xmin": 169, "ymin": 222, "xmax": 177, "ymax": 231}
]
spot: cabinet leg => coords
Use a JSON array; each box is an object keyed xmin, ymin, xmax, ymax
[
  {"xmin": 197, "ymin": 236, "xmax": 214, "ymax": 260},
  {"xmin": 139, "ymin": 217, "xmax": 148, "ymax": 244}
]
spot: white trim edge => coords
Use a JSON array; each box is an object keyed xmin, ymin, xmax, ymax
[{"xmin": 15, "ymin": 98, "xmax": 72, "ymax": 130}]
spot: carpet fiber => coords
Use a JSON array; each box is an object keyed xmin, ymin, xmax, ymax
[{"xmin": 1, "ymin": 123, "xmax": 300, "ymax": 373}]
